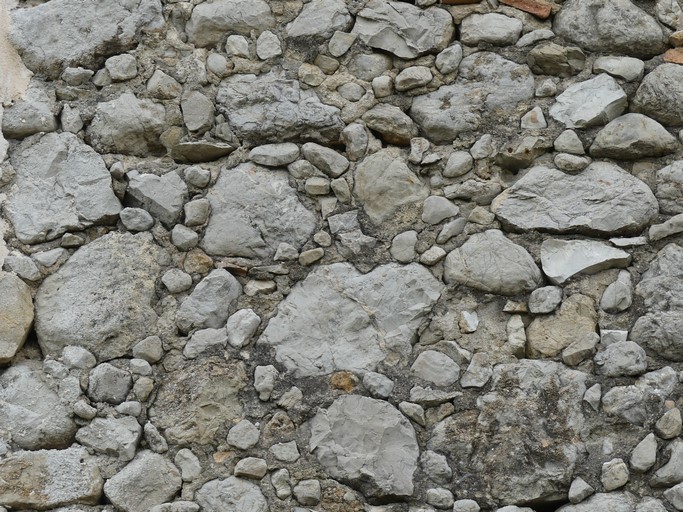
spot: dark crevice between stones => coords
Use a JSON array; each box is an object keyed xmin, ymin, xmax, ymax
[{"xmin": 525, "ymin": 498, "xmax": 571, "ymax": 512}]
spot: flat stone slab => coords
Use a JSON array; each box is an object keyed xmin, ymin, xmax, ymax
[{"xmin": 540, "ymin": 239, "xmax": 631, "ymax": 285}]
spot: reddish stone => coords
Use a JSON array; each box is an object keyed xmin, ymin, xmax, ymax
[
  {"xmin": 500, "ymin": 0, "xmax": 553, "ymax": 19},
  {"xmin": 441, "ymin": 0, "xmax": 481, "ymax": 4},
  {"xmin": 664, "ymin": 48, "xmax": 683, "ymax": 64}
]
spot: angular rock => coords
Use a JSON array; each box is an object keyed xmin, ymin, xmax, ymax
[
  {"xmin": 632, "ymin": 64, "xmax": 683, "ymax": 126},
  {"xmin": 302, "ymin": 142, "xmax": 349, "ymax": 178},
  {"xmin": 176, "ymin": 269, "xmax": 242, "ymax": 333},
  {"xmin": 361, "ymin": 104, "xmax": 417, "ymax": 146},
  {"xmin": 181, "ymin": 91, "xmax": 214, "ymax": 132},
  {"xmin": 651, "ymin": 439, "xmax": 683, "ymax": 487},
  {"xmin": 553, "ymin": 0, "xmax": 666, "ymax": 58},
  {"xmin": 492, "ymin": 163, "xmax": 658, "ymax": 236},
  {"xmin": 0, "ymin": 361, "xmax": 77, "ymax": 449},
  {"xmin": 0, "ymin": 273, "xmax": 33, "ymax": 363},
  {"xmin": 185, "ymin": 0, "xmax": 275, "ymax": 47},
  {"xmin": 10, "ymin": 0, "xmax": 163, "ymax": 78},
  {"xmin": 631, "ymin": 433, "xmax": 658, "ymax": 472},
  {"xmin": 395, "ymin": 66, "xmax": 432, "ymax": 91},
  {"xmin": 126, "ymin": 170, "xmax": 188, "ymax": 227},
  {"xmin": 286, "ymin": 0, "xmax": 351, "ymax": 39},
  {"xmin": 422, "ymin": 196, "xmax": 460, "ymax": 225},
  {"xmin": 87, "ymin": 92, "xmax": 166, "ymax": 156},
  {"xmin": 526, "ymin": 294, "xmax": 598, "ymax": 358},
  {"xmin": 353, "ymin": 148, "xmax": 429, "ymax": 224},
  {"xmin": 76, "ymin": 416, "xmax": 142, "ymax": 461},
  {"xmin": 650, "ymin": 214, "xmax": 683, "ymax": 241},
  {"xmin": 527, "ymin": 43, "xmax": 585, "ymax": 77},
  {"xmin": 310, "ymin": 395, "xmax": 419, "ymax": 498},
  {"xmin": 259, "ymin": 263, "xmax": 442, "ymax": 377},
  {"xmin": 352, "ymin": 0, "xmax": 453, "ymax": 59},
  {"xmin": 171, "ymin": 140, "xmax": 238, "ymax": 163},
  {"xmin": 2, "ymin": 82, "xmax": 57, "ymax": 139},
  {"xmin": 410, "ymin": 52, "xmax": 534, "ymax": 143},
  {"xmin": 195, "ymin": 477, "xmax": 268, "ymax": 512},
  {"xmin": 104, "ymin": 450, "xmax": 182, "ymax": 512},
  {"xmin": 0, "ymin": 447, "xmax": 103, "ymax": 509},
  {"xmin": 460, "ymin": 13, "xmax": 522, "ymax": 46},
  {"xmin": 557, "ymin": 493, "xmax": 636, "ymax": 512},
  {"xmin": 528, "ymin": 286, "xmax": 563, "ymax": 314},
  {"xmin": 35, "ymin": 232, "xmax": 164, "ymax": 361},
  {"xmin": 595, "ymin": 341, "xmax": 647, "ymax": 377},
  {"xmin": 444, "ymin": 229, "xmax": 542, "ymax": 295},
  {"xmin": 5, "ymin": 132, "xmax": 121, "ymax": 244},
  {"xmin": 540, "ymin": 239, "xmax": 631, "ymax": 285},
  {"xmin": 88, "ymin": 362, "xmax": 132, "ymax": 404},
  {"xmin": 600, "ymin": 270, "xmax": 633, "ymax": 313},
  {"xmin": 201, "ymin": 163, "xmax": 316, "ymax": 259},
  {"xmin": 549, "ymin": 74, "xmax": 627, "ymax": 129},
  {"xmin": 411, "ymin": 350, "xmax": 460, "ymax": 387},
  {"xmin": 594, "ymin": 56, "xmax": 644, "ymax": 82},
  {"xmin": 589, "ymin": 113, "xmax": 677, "ymax": 159},
  {"xmin": 216, "ymin": 72, "xmax": 343, "ymax": 144}
]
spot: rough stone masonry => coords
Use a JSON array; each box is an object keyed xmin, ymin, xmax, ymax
[{"xmin": 4, "ymin": 0, "xmax": 683, "ymax": 510}]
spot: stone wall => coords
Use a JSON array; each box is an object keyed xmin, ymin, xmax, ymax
[{"xmin": 1, "ymin": 0, "xmax": 683, "ymax": 511}]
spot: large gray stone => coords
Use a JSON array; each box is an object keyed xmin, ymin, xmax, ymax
[
  {"xmin": 351, "ymin": 0, "xmax": 453, "ymax": 59},
  {"xmin": 553, "ymin": 0, "xmax": 666, "ymax": 58},
  {"xmin": 5, "ymin": 132, "xmax": 121, "ymax": 244},
  {"xmin": 1, "ymin": 82, "xmax": 57, "ymax": 139},
  {"xmin": 0, "ymin": 447, "xmax": 103, "ymax": 509},
  {"xmin": 410, "ymin": 52, "xmax": 534, "ymax": 143},
  {"xmin": 287, "ymin": 0, "xmax": 351, "ymax": 39},
  {"xmin": 76, "ymin": 416, "xmax": 142, "ymax": 461},
  {"xmin": 104, "ymin": 450, "xmax": 182, "ymax": 512},
  {"xmin": 353, "ymin": 148, "xmax": 429, "ymax": 224},
  {"xmin": 10, "ymin": 0, "xmax": 163, "ymax": 78},
  {"xmin": 195, "ymin": 477, "xmax": 268, "ymax": 512},
  {"xmin": 590, "ymin": 113, "xmax": 678, "ymax": 159},
  {"xmin": 201, "ymin": 163, "xmax": 316, "ymax": 259},
  {"xmin": 444, "ymin": 229, "xmax": 543, "ymax": 296},
  {"xmin": 126, "ymin": 170, "xmax": 188, "ymax": 227},
  {"xmin": 35, "ymin": 232, "xmax": 165, "ymax": 361},
  {"xmin": 556, "ymin": 493, "xmax": 636, "ymax": 512},
  {"xmin": 361, "ymin": 104, "xmax": 417, "ymax": 146},
  {"xmin": 216, "ymin": 72, "xmax": 343, "ymax": 144},
  {"xmin": 492, "ymin": 163, "xmax": 658, "ymax": 236},
  {"xmin": 87, "ymin": 92, "xmax": 166, "ymax": 156},
  {"xmin": 549, "ymin": 74, "xmax": 627, "ymax": 129},
  {"xmin": 0, "ymin": 361, "xmax": 77, "ymax": 450},
  {"xmin": 310, "ymin": 395, "xmax": 419, "ymax": 499},
  {"xmin": 540, "ymin": 239, "xmax": 631, "ymax": 285},
  {"xmin": 460, "ymin": 13, "xmax": 522, "ymax": 46},
  {"xmin": 0, "ymin": 272, "xmax": 33, "ymax": 363},
  {"xmin": 176, "ymin": 269, "xmax": 242, "ymax": 333},
  {"xmin": 632, "ymin": 64, "xmax": 683, "ymax": 126},
  {"xmin": 656, "ymin": 161, "xmax": 683, "ymax": 215},
  {"xmin": 259, "ymin": 263, "xmax": 442, "ymax": 377},
  {"xmin": 185, "ymin": 0, "xmax": 274, "ymax": 47}
]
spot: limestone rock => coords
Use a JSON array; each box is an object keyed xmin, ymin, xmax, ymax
[
  {"xmin": 595, "ymin": 341, "xmax": 647, "ymax": 377},
  {"xmin": 249, "ymin": 143, "xmax": 300, "ymax": 167},
  {"xmin": 444, "ymin": 229, "xmax": 543, "ymax": 296},
  {"xmin": 10, "ymin": 0, "xmax": 163, "ymax": 78},
  {"xmin": 351, "ymin": 0, "xmax": 454, "ymax": 59},
  {"xmin": 600, "ymin": 270, "xmax": 633, "ymax": 313},
  {"xmin": 460, "ymin": 13, "xmax": 522, "ymax": 46},
  {"xmin": 527, "ymin": 43, "xmax": 585, "ymax": 77},
  {"xmin": 361, "ymin": 104, "xmax": 417, "ymax": 146},
  {"xmin": 540, "ymin": 239, "xmax": 631, "ymax": 285},
  {"xmin": 104, "ymin": 450, "xmax": 182, "ymax": 512},
  {"xmin": 259, "ymin": 263, "xmax": 442, "ymax": 377},
  {"xmin": 35, "ymin": 232, "xmax": 164, "ymax": 361},
  {"xmin": 549, "ymin": 74, "xmax": 627, "ymax": 129},
  {"xmin": 5, "ymin": 132, "xmax": 121, "ymax": 244},
  {"xmin": 195, "ymin": 477, "xmax": 268, "ymax": 512},
  {"xmin": 310, "ymin": 395, "xmax": 419, "ymax": 498},
  {"xmin": 216, "ymin": 72, "xmax": 343, "ymax": 144},
  {"xmin": 76, "ymin": 416, "xmax": 142, "ymax": 461},
  {"xmin": 185, "ymin": 0, "xmax": 275, "ymax": 47},
  {"xmin": 0, "ymin": 447, "xmax": 103, "ymax": 509},
  {"xmin": 492, "ymin": 163, "xmax": 658, "ymax": 236},
  {"xmin": 656, "ymin": 161, "xmax": 683, "ymax": 215},
  {"xmin": 0, "ymin": 361, "xmax": 77, "ymax": 449},
  {"xmin": 353, "ymin": 149, "xmax": 429, "ymax": 224},
  {"xmin": 286, "ymin": 0, "xmax": 351, "ymax": 39},
  {"xmin": 0, "ymin": 273, "xmax": 33, "ymax": 363},
  {"xmin": 410, "ymin": 52, "xmax": 534, "ymax": 143},
  {"xmin": 1, "ymin": 82, "xmax": 57, "ymax": 139},
  {"xmin": 553, "ymin": 0, "xmax": 666, "ymax": 58},
  {"xmin": 632, "ymin": 64, "xmax": 683, "ymax": 126},
  {"xmin": 594, "ymin": 56, "xmax": 645, "ymax": 82},
  {"xmin": 527, "ymin": 294, "xmax": 598, "ymax": 358},
  {"xmin": 87, "ymin": 92, "xmax": 166, "ymax": 156},
  {"xmin": 589, "ymin": 113, "xmax": 677, "ymax": 159},
  {"xmin": 176, "ymin": 269, "xmax": 242, "ymax": 333},
  {"xmin": 411, "ymin": 350, "xmax": 460, "ymax": 387},
  {"xmin": 556, "ymin": 493, "xmax": 636, "ymax": 512},
  {"xmin": 126, "ymin": 170, "xmax": 188, "ymax": 227},
  {"xmin": 201, "ymin": 163, "xmax": 316, "ymax": 259}
]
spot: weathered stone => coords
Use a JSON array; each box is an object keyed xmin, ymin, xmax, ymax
[
  {"xmin": 460, "ymin": 13, "xmax": 522, "ymax": 46},
  {"xmin": 528, "ymin": 286, "xmax": 563, "ymax": 314},
  {"xmin": 631, "ymin": 433, "xmax": 658, "ymax": 472},
  {"xmin": 5, "ymin": 132, "xmax": 121, "ymax": 244},
  {"xmin": 202, "ymin": 163, "xmax": 316, "ymax": 259},
  {"xmin": 595, "ymin": 341, "xmax": 647, "ymax": 377},
  {"xmin": 361, "ymin": 104, "xmax": 417, "ymax": 146},
  {"xmin": 260, "ymin": 263, "xmax": 442, "ymax": 377},
  {"xmin": 354, "ymin": 148, "xmax": 429, "ymax": 224},
  {"xmin": 216, "ymin": 72, "xmax": 343, "ymax": 144},
  {"xmin": 632, "ymin": 64, "xmax": 683, "ymax": 126},
  {"xmin": 650, "ymin": 213, "xmax": 683, "ymax": 241},
  {"xmin": 558, "ymin": 493, "xmax": 636, "ymax": 512},
  {"xmin": 0, "ymin": 273, "xmax": 33, "ymax": 363},
  {"xmin": 35, "ymin": 232, "xmax": 164, "ymax": 361},
  {"xmin": 88, "ymin": 362, "xmax": 132, "ymax": 404},
  {"xmin": 444, "ymin": 229, "xmax": 542, "ymax": 295},
  {"xmin": 0, "ymin": 447, "xmax": 103, "ymax": 509},
  {"xmin": 656, "ymin": 408, "xmax": 682, "ymax": 439},
  {"xmin": 553, "ymin": 0, "xmax": 666, "ymax": 58},
  {"xmin": 411, "ymin": 350, "xmax": 460, "ymax": 387},
  {"xmin": 411, "ymin": 53, "xmax": 534, "ymax": 143},
  {"xmin": 76, "ymin": 417, "xmax": 142, "ymax": 461},
  {"xmin": 10, "ymin": 0, "xmax": 163, "ymax": 78},
  {"xmin": 527, "ymin": 43, "xmax": 585, "ymax": 77},
  {"xmin": 352, "ymin": 0, "xmax": 453, "ymax": 59},
  {"xmin": 594, "ymin": 56, "xmax": 644, "ymax": 82},
  {"xmin": 600, "ymin": 270, "xmax": 633, "ymax": 313},
  {"xmin": 651, "ymin": 439, "xmax": 683, "ymax": 487},
  {"xmin": 590, "ymin": 113, "xmax": 677, "ymax": 159},
  {"xmin": 195, "ymin": 477, "xmax": 268, "ymax": 512},
  {"xmin": 2, "ymin": 82, "xmax": 57, "ymax": 139},
  {"xmin": 549, "ymin": 74, "xmax": 627, "ymax": 129},
  {"xmin": 234, "ymin": 457, "xmax": 267, "ymax": 479},
  {"xmin": 249, "ymin": 143, "xmax": 300, "ymax": 167},
  {"xmin": 568, "ymin": 477, "xmax": 594, "ymax": 504},
  {"xmin": 120, "ymin": 207, "xmax": 155, "ymax": 232},
  {"xmin": 255, "ymin": 31, "xmax": 281, "ymax": 60},
  {"xmin": 176, "ymin": 269, "xmax": 243, "ymax": 333},
  {"xmin": 287, "ymin": 0, "xmax": 351, "ymax": 39},
  {"xmin": 126, "ymin": 170, "xmax": 188, "ymax": 227},
  {"xmin": 104, "ymin": 451, "xmax": 182, "ymax": 512},
  {"xmin": 185, "ymin": 0, "xmax": 274, "ymax": 47},
  {"xmin": 540, "ymin": 239, "xmax": 631, "ymax": 285},
  {"xmin": 302, "ymin": 142, "xmax": 349, "ymax": 178},
  {"xmin": 492, "ymin": 163, "xmax": 658, "ymax": 236},
  {"xmin": 395, "ymin": 66, "xmax": 432, "ymax": 91},
  {"xmin": 310, "ymin": 395, "xmax": 419, "ymax": 498},
  {"xmin": 422, "ymin": 196, "xmax": 460, "ymax": 225},
  {"xmin": 527, "ymin": 294, "xmax": 598, "ymax": 358},
  {"xmin": 181, "ymin": 91, "xmax": 214, "ymax": 132}
]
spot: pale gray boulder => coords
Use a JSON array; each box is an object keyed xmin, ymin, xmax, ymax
[
  {"xmin": 185, "ymin": 0, "xmax": 274, "ymax": 47},
  {"xmin": 460, "ymin": 13, "xmax": 522, "ymax": 46},
  {"xmin": 1, "ymin": 82, "xmax": 57, "ymax": 139},
  {"xmin": 549, "ymin": 74, "xmax": 627, "ymax": 129},
  {"xmin": 0, "ymin": 273, "xmax": 33, "ymax": 363},
  {"xmin": 632, "ymin": 64, "xmax": 683, "ymax": 126},
  {"xmin": 76, "ymin": 416, "xmax": 142, "ymax": 461},
  {"xmin": 444, "ymin": 229, "xmax": 543, "ymax": 295},
  {"xmin": 286, "ymin": 0, "xmax": 351, "ymax": 39},
  {"xmin": 176, "ymin": 269, "xmax": 243, "ymax": 333},
  {"xmin": 492, "ymin": 163, "xmax": 658, "ymax": 236},
  {"xmin": 556, "ymin": 493, "xmax": 637, "ymax": 512},
  {"xmin": 310, "ymin": 395, "xmax": 419, "ymax": 498},
  {"xmin": 35, "ymin": 232, "xmax": 165, "ymax": 361},
  {"xmin": 589, "ymin": 113, "xmax": 678, "ymax": 159},
  {"xmin": 5, "ymin": 132, "xmax": 121, "ymax": 244},
  {"xmin": 540, "ymin": 239, "xmax": 631, "ymax": 285},
  {"xmin": 126, "ymin": 170, "xmax": 188, "ymax": 227},
  {"xmin": 195, "ymin": 477, "xmax": 268, "ymax": 512}
]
